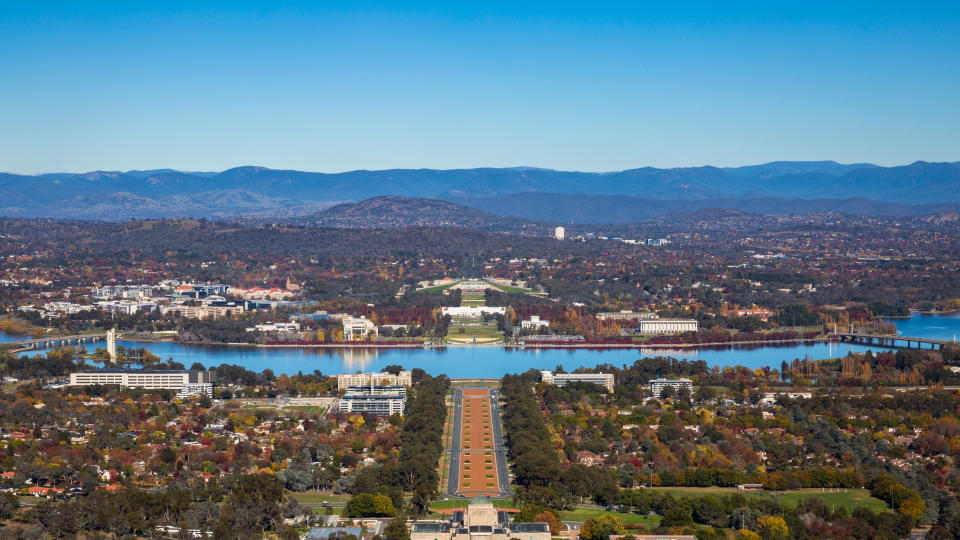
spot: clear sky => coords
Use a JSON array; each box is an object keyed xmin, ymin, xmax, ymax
[{"xmin": 1, "ymin": 1, "xmax": 958, "ymax": 174}]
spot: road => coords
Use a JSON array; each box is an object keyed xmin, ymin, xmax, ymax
[
  {"xmin": 446, "ymin": 388, "xmax": 464, "ymax": 495},
  {"xmin": 487, "ymin": 388, "xmax": 510, "ymax": 494}
]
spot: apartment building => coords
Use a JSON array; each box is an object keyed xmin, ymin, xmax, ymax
[
  {"xmin": 69, "ymin": 369, "xmax": 216, "ymax": 396},
  {"xmin": 338, "ymin": 392, "xmax": 405, "ymax": 416},
  {"xmin": 649, "ymin": 378, "xmax": 693, "ymax": 396},
  {"xmin": 540, "ymin": 370, "xmax": 615, "ymax": 392},
  {"xmin": 337, "ymin": 371, "xmax": 412, "ymax": 390}
]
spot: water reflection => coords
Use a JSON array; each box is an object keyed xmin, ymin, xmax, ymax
[{"xmin": 8, "ymin": 313, "xmax": 960, "ymax": 378}]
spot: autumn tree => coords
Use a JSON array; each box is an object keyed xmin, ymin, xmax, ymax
[{"xmin": 579, "ymin": 514, "xmax": 623, "ymax": 540}]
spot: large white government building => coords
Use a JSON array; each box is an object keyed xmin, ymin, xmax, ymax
[
  {"xmin": 637, "ymin": 318, "xmax": 699, "ymax": 334},
  {"xmin": 341, "ymin": 316, "xmax": 378, "ymax": 341},
  {"xmin": 69, "ymin": 369, "xmax": 216, "ymax": 397},
  {"xmin": 540, "ymin": 370, "xmax": 615, "ymax": 392}
]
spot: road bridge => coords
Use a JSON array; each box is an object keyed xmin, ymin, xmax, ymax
[
  {"xmin": 830, "ymin": 332, "xmax": 953, "ymax": 350},
  {"xmin": 1, "ymin": 333, "xmax": 109, "ymax": 353}
]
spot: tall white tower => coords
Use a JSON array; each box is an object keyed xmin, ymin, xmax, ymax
[
  {"xmin": 107, "ymin": 328, "xmax": 117, "ymax": 363},
  {"xmin": 554, "ymin": 226, "xmax": 565, "ymax": 240}
]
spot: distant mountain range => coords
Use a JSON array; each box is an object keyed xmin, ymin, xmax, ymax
[
  {"xmin": 1, "ymin": 160, "xmax": 959, "ymax": 221},
  {"xmin": 447, "ymin": 193, "xmax": 960, "ymax": 223}
]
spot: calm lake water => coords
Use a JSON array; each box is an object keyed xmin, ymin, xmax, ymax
[
  {"xmin": 884, "ymin": 312, "xmax": 960, "ymax": 341},
  {"xmin": 7, "ymin": 313, "xmax": 960, "ymax": 378}
]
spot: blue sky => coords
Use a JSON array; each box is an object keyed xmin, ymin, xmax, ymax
[{"xmin": 1, "ymin": 1, "xmax": 958, "ymax": 174}]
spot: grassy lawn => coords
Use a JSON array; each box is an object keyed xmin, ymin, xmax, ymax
[
  {"xmin": 485, "ymin": 282, "xmax": 539, "ymax": 295},
  {"xmin": 241, "ymin": 405, "xmax": 280, "ymax": 411},
  {"xmin": 460, "ymin": 292, "xmax": 486, "ymax": 307},
  {"xmin": 559, "ymin": 508, "xmax": 660, "ymax": 525},
  {"xmin": 415, "ymin": 281, "xmax": 463, "ymax": 293},
  {"xmin": 647, "ymin": 487, "xmax": 886, "ymax": 512},
  {"xmin": 284, "ymin": 405, "xmax": 326, "ymax": 414},
  {"xmin": 447, "ymin": 319, "xmax": 503, "ymax": 343},
  {"xmin": 290, "ymin": 493, "xmax": 351, "ymax": 505},
  {"xmin": 777, "ymin": 489, "xmax": 888, "ymax": 512},
  {"xmin": 431, "ymin": 499, "xmax": 519, "ymax": 510}
]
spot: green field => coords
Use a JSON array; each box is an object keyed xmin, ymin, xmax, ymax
[
  {"xmin": 485, "ymin": 281, "xmax": 542, "ymax": 295},
  {"xmin": 431, "ymin": 499, "xmax": 519, "ymax": 510},
  {"xmin": 241, "ymin": 404, "xmax": 279, "ymax": 411},
  {"xmin": 285, "ymin": 405, "xmax": 326, "ymax": 414},
  {"xmin": 450, "ymin": 380, "xmax": 501, "ymax": 387},
  {"xmin": 460, "ymin": 291, "xmax": 486, "ymax": 307},
  {"xmin": 777, "ymin": 489, "xmax": 887, "ymax": 511},
  {"xmin": 648, "ymin": 487, "xmax": 887, "ymax": 512},
  {"xmin": 447, "ymin": 320, "xmax": 503, "ymax": 343},
  {"xmin": 559, "ymin": 508, "xmax": 660, "ymax": 525},
  {"xmin": 290, "ymin": 493, "xmax": 351, "ymax": 505},
  {"xmin": 415, "ymin": 281, "xmax": 464, "ymax": 294}
]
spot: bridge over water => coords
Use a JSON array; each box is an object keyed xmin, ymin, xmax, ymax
[
  {"xmin": 1, "ymin": 333, "xmax": 109, "ymax": 353},
  {"xmin": 830, "ymin": 332, "xmax": 954, "ymax": 350}
]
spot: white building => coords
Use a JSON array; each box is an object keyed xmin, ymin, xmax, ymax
[
  {"xmin": 520, "ymin": 315, "xmax": 550, "ymax": 330},
  {"xmin": 337, "ymin": 371, "xmax": 412, "ymax": 390},
  {"xmin": 649, "ymin": 378, "xmax": 693, "ymax": 396},
  {"xmin": 342, "ymin": 316, "xmax": 377, "ymax": 341},
  {"xmin": 92, "ymin": 285, "xmax": 154, "ymax": 300},
  {"xmin": 760, "ymin": 391, "xmax": 813, "ymax": 405},
  {"xmin": 246, "ymin": 322, "xmax": 300, "ymax": 333},
  {"xmin": 596, "ymin": 310, "xmax": 658, "ymax": 322},
  {"xmin": 441, "ymin": 306, "xmax": 506, "ymax": 318},
  {"xmin": 554, "ymin": 226, "xmax": 565, "ymax": 240},
  {"xmin": 69, "ymin": 369, "xmax": 216, "ymax": 396},
  {"xmin": 41, "ymin": 302, "xmax": 92, "ymax": 316},
  {"xmin": 159, "ymin": 304, "xmax": 245, "ymax": 320},
  {"xmin": 96, "ymin": 300, "xmax": 157, "ymax": 315},
  {"xmin": 338, "ymin": 391, "xmax": 405, "ymax": 416},
  {"xmin": 540, "ymin": 370, "xmax": 615, "ymax": 392},
  {"xmin": 637, "ymin": 318, "xmax": 698, "ymax": 334},
  {"xmin": 344, "ymin": 385, "xmax": 407, "ymax": 397}
]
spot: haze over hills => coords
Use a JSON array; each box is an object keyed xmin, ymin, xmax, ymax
[
  {"xmin": 448, "ymin": 193, "xmax": 960, "ymax": 224},
  {"xmin": 1, "ymin": 160, "xmax": 960, "ymax": 221}
]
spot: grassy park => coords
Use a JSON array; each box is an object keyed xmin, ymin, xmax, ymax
[
  {"xmin": 647, "ymin": 487, "xmax": 887, "ymax": 512},
  {"xmin": 446, "ymin": 318, "xmax": 503, "ymax": 343},
  {"xmin": 460, "ymin": 291, "xmax": 486, "ymax": 307},
  {"xmin": 430, "ymin": 498, "xmax": 519, "ymax": 510},
  {"xmin": 559, "ymin": 508, "xmax": 661, "ymax": 525},
  {"xmin": 290, "ymin": 492, "xmax": 351, "ymax": 505}
]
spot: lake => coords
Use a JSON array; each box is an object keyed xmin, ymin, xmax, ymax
[
  {"xmin": 884, "ymin": 312, "xmax": 960, "ymax": 341},
  {"xmin": 7, "ymin": 313, "xmax": 960, "ymax": 378}
]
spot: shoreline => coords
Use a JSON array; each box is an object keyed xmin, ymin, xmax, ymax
[
  {"xmin": 512, "ymin": 337, "xmax": 829, "ymax": 349},
  {"xmin": 116, "ymin": 335, "xmax": 835, "ymax": 351}
]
